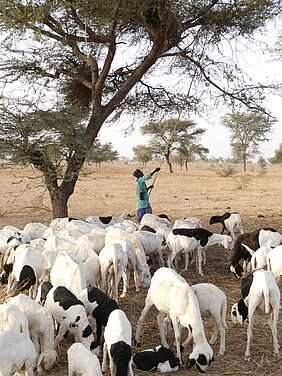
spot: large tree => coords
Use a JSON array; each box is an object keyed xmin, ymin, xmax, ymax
[
  {"xmin": 221, "ymin": 111, "xmax": 276, "ymax": 172},
  {"xmin": 141, "ymin": 118, "xmax": 206, "ymax": 172},
  {"xmin": 0, "ymin": 1, "xmax": 280, "ymax": 216}
]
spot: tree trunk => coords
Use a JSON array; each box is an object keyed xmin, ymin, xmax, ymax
[
  {"xmin": 185, "ymin": 160, "xmax": 189, "ymax": 171},
  {"xmin": 50, "ymin": 189, "xmax": 69, "ymax": 218},
  {"xmin": 165, "ymin": 153, "xmax": 174, "ymax": 173}
]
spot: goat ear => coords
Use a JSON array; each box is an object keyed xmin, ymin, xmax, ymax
[
  {"xmin": 186, "ymin": 358, "xmax": 196, "ymax": 369},
  {"xmin": 241, "ymin": 243, "xmax": 255, "ymax": 255}
]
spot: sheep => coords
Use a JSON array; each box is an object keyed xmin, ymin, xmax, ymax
[
  {"xmin": 45, "ymin": 285, "xmax": 97, "ymax": 352},
  {"xmin": 2, "ymin": 225, "xmax": 31, "ymax": 243},
  {"xmin": 231, "ymin": 269, "xmax": 280, "ymax": 361},
  {"xmin": 67, "ymin": 342, "xmax": 102, "ymax": 376},
  {"xmin": 173, "ymin": 217, "xmax": 202, "ymax": 230},
  {"xmin": 7, "ymin": 245, "xmax": 43, "ymax": 299},
  {"xmin": 229, "ymin": 227, "xmax": 282, "ymax": 278},
  {"xmin": 105, "ymin": 227, "xmax": 151, "ymax": 289},
  {"xmin": 241, "ymin": 244, "xmax": 272, "ymax": 271},
  {"xmin": 76, "ymin": 233, "xmax": 106, "ymax": 255},
  {"xmin": 140, "ymin": 213, "xmax": 172, "ymax": 239},
  {"xmin": 102, "ymin": 309, "xmax": 133, "ymax": 376},
  {"xmin": 133, "ymin": 345, "xmax": 179, "ymax": 372},
  {"xmin": 79, "ymin": 287, "xmax": 119, "ymax": 354},
  {"xmin": 23, "ymin": 222, "xmax": 48, "ymax": 240},
  {"xmin": 168, "ymin": 228, "xmax": 233, "ymax": 276},
  {"xmin": 49, "ymin": 217, "xmax": 78, "ymax": 230},
  {"xmin": 83, "ymin": 253, "xmax": 101, "ymax": 288},
  {"xmin": 50, "ymin": 251, "xmax": 87, "ymax": 297},
  {"xmin": 86, "ymin": 211, "xmax": 132, "ymax": 229},
  {"xmin": 209, "ymin": 212, "xmax": 244, "ymax": 240},
  {"xmin": 99, "ymin": 243, "xmax": 128, "ymax": 303},
  {"xmin": 6, "ymin": 293, "xmax": 57, "ymax": 373},
  {"xmin": 65, "ymin": 219, "xmax": 97, "ymax": 234},
  {"xmin": 165, "ymin": 283, "xmax": 228, "ymax": 356},
  {"xmin": 267, "ymin": 245, "xmax": 282, "ymax": 283},
  {"xmin": 0, "ymin": 304, "xmax": 29, "ymax": 335},
  {"xmin": 133, "ymin": 231, "xmax": 168, "ymax": 267},
  {"xmin": 0, "ymin": 331, "xmax": 37, "ymax": 376},
  {"xmin": 134, "ymin": 267, "xmax": 214, "ymax": 372}
]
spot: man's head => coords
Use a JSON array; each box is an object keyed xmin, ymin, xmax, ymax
[{"xmin": 133, "ymin": 169, "xmax": 144, "ymax": 178}]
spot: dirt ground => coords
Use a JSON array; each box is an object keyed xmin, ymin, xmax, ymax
[{"xmin": 0, "ymin": 161, "xmax": 281, "ymax": 376}]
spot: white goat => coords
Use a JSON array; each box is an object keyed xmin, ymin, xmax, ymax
[
  {"xmin": 231, "ymin": 269, "xmax": 280, "ymax": 361},
  {"xmin": 135, "ymin": 267, "xmax": 214, "ymax": 372},
  {"xmin": 50, "ymin": 251, "xmax": 86, "ymax": 297},
  {"xmin": 267, "ymin": 245, "xmax": 282, "ymax": 283},
  {"xmin": 6, "ymin": 294, "xmax": 57, "ymax": 373},
  {"xmin": 0, "ymin": 331, "xmax": 37, "ymax": 376},
  {"xmin": 0, "ymin": 304, "xmax": 29, "ymax": 335},
  {"xmin": 99, "ymin": 243, "xmax": 128, "ymax": 303},
  {"xmin": 68, "ymin": 342, "xmax": 102, "ymax": 376},
  {"xmin": 105, "ymin": 227, "xmax": 151, "ymax": 289},
  {"xmin": 165, "ymin": 283, "xmax": 227, "ymax": 356}
]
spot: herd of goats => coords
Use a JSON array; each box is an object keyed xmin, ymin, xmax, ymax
[{"xmin": 0, "ymin": 210, "xmax": 281, "ymax": 376}]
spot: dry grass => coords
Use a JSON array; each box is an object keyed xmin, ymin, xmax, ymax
[{"xmin": 0, "ymin": 161, "xmax": 281, "ymax": 375}]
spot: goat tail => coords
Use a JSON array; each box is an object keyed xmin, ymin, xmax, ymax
[
  {"xmin": 263, "ymin": 285, "xmax": 270, "ymax": 314},
  {"xmin": 221, "ymin": 296, "xmax": 228, "ymax": 330}
]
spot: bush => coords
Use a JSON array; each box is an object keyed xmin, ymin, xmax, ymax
[{"xmin": 216, "ymin": 164, "xmax": 237, "ymax": 177}]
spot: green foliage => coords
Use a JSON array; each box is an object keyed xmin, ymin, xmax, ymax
[
  {"xmin": 86, "ymin": 139, "xmax": 118, "ymax": 164},
  {"xmin": 221, "ymin": 111, "xmax": 276, "ymax": 171},
  {"xmin": 132, "ymin": 145, "xmax": 153, "ymax": 165}
]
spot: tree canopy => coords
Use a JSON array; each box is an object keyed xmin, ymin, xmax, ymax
[
  {"xmin": 141, "ymin": 118, "xmax": 206, "ymax": 172},
  {"xmin": 221, "ymin": 111, "xmax": 276, "ymax": 172},
  {"xmin": 269, "ymin": 143, "xmax": 282, "ymax": 164},
  {"xmin": 0, "ymin": 0, "xmax": 280, "ymax": 216}
]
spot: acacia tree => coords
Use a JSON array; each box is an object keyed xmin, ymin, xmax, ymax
[
  {"xmin": 221, "ymin": 111, "xmax": 276, "ymax": 172},
  {"xmin": 0, "ymin": 1, "xmax": 280, "ymax": 216},
  {"xmin": 132, "ymin": 145, "xmax": 153, "ymax": 166},
  {"xmin": 141, "ymin": 118, "xmax": 205, "ymax": 172},
  {"xmin": 87, "ymin": 139, "xmax": 119, "ymax": 166},
  {"xmin": 177, "ymin": 141, "xmax": 209, "ymax": 171}
]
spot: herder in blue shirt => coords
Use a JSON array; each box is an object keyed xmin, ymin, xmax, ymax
[{"xmin": 133, "ymin": 167, "xmax": 160, "ymax": 222}]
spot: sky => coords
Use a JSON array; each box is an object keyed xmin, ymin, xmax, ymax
[{"xmin": 99, "ymin": 23, "xmax": 282, "ymax": 161}]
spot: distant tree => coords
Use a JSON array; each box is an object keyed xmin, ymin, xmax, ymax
[
  {"xmin": 221, "ymin": 111, "xmax": 276, "ymax": 172},
  {"xmin": 257, "ymin": 156, "xmax": 267, "ymax": 175},
  {"xmin": 87, "ymin": 140, "xmax": 118, "ymax": 166},
  {"xmin": 177, "ymin": 140, "xmax": 209, "ymax": 171},
  {"xmin": 132, "ymin": 145, "xmax": 153, "ymax": 166},
  {"xmin": 141, "ymin": 119, "xmax": 205, "ymax": 173},
  {"xmin": 269, "ymin": 144, "xmax": 282, "ymax": 164}
]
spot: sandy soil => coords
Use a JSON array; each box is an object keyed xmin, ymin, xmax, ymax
[{"xmin": 0, "ymin": 161, "xmax": 281, "ymax": 375}]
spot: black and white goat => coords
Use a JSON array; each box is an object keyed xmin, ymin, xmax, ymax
[
  {"xmin": 168, "ymin": 228, "xmax": 233, "ymax": 276},
  {"xmin": 209, "ymin": 212, "xmax": 244, "ymax": 240},
  {"xmin": 231, "ymin": 269, "xmax": 280, "ymax": 361},
  {"xmin": 102, "ymin": 309, "xmax": 133, "ymax": 376},
  {"xmin": 229, "ymin": 227, "xmax": 282, "ymax": 278},
  {"xmin": 79, "ymin": 287, "xmax": 119, "ymax": 355},
  {"xmin": 133, "ymin": 345, "xmax": 178, "ymax": 372}
]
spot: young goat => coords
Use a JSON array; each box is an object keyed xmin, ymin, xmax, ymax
[
  {"xmin": 102, "ymin": 309, "xmax": 133, "ymax": 376},
  {"xmin": 134, "ymin": 267, "xmax": 214, "ymax": 372},
  {"xmin": 231, "ymin": 269, "xmax": 280, "ymax": 361},
  {"xmin": 67, "ymin": 342, "xmax": 102, "ymax": 376}
]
